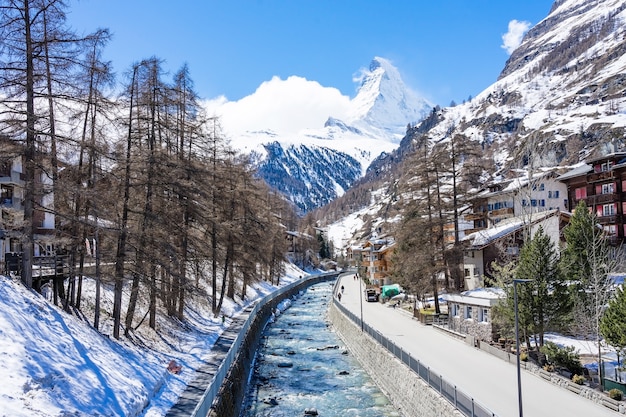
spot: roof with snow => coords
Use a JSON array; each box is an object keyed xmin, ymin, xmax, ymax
[
  {"xmin": 556, "ymin": 163, "xmax": 592, "ymax": 181},
  {"xmin": 442, "ymin": 287, "xmax": 505, "ymax": 307},
  {"xmin": 470, "ymin": 169, "xmax": 563, "ymax": 200},
  {"xmin": 462, "ymin": 209, "xmax": 565, "ymax": 250}
]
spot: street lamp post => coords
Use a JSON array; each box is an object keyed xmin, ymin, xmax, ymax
[
  {"xmin": 513, "ymin": 278, "xmax": 531, "ymax": 417},
  {"xmin": 359, "ymin": 272, "xmax": 364, "ymax": 331}
]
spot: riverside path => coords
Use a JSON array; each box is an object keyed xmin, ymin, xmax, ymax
[{"xmin": 336, "ymin": 274, "xmax": 620, "ymax": 417}]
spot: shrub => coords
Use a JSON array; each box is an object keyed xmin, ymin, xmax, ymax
[
  {"xmin": 540, "ymin": 342, "xmax": 584, "ymax": 375},
  {"xmin": 571, "ymin": 374, "xmax": 585, "ymax": 385},
  {"xmin": 543, "ymin": 363, "xmax": 555, "ymax": 372},
  {"xmin": 520, "ymin": 352, "xmax": 528, "ymax": 362},
  {"xmin": 608, "ymin": 388, "xmax": 623, "ymax": 401}
]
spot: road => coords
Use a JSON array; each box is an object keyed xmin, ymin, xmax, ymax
[{"xmin": 336, "ymin": 273, "xmax": 620, "ymax": 417}]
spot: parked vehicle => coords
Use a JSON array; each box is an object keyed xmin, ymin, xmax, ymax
[{"xmin": 365, "ymin": 288, "xmax": 379, "ymax": 302}]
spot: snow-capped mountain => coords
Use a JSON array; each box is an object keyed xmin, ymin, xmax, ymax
[
  {"xmin": 213, "ymin": 57, "xmax": 432, "ymax": 214},
  {"xmin": 348, "ymin": 57, "xmax": 432, "ymax": 135},
  {"xmin": 324, "ymin": 0, "xmax": 626, "ymax": 248}
]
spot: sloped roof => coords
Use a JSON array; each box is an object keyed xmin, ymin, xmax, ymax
[
  {"xmin": 462, "ymin": 209, "xmax": 563, "ymax": 250},
  {"xmin": 556, "ymin": 163, "xmax": 592, "ymax": 181},
  {"xmin": 442, "ymin": 287, "xmax": 505, "ymax": 307}
]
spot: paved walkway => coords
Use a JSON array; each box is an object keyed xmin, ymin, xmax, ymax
[
  {"xmin": 337, "ymin": 274, "xmax": 620, "ymax": 417},
  {"xmin": 165, "ymin": 302, "xmax": 257, "ymax": 417}
]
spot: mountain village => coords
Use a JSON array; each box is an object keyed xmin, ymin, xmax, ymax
[{"xmin": 2, "ymin": 0, "xmax": 626, "ymax": 416}]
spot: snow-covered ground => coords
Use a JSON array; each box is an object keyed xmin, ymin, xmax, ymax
[
  {"xmin": 1, "ymin": 262, "xmax": 622, "ymax": 417},
  {"xmin": 0, "ymin": 263, "xmax": 307, "ymax": 417}
]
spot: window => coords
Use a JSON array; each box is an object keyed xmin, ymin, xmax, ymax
[
  {"xmin": 575, "ymin": 187, "xmax": 587, "ymax": 200},
  {"xmin": 601, "ymin": 161, "xmax": 613, "ymax": 172},
  {"xmin": 602, "ymin": 183, "xmax": 615, "ymax": 194},
  {"xmin": 553, "ymin": 190, "xmax": 559, "ymax": 198},
  {"xmin": 522, "ymin": 199, "xmax": 528, "ymax": 207},
  {"xmin": 539, "ymin": 183, "xmax": 545, "ymax": 191},
  {"xmin": 464, "ymin": 268, "xmax": 471, "ymax": 277},
  {"xmin": 0, "ymin": 185, "xmax": 13, "ymax": 205},
  {"xmin": 452, "ymin": 304, "xmax": 460, "ymax": 317},
  {"xmin": 603, "ymin": 204, "xmax": 616, "ymax": 216},
  {"xmin": 465, "ymin": 306, "xmax": 473, "ymax": 320},
  {"xmin": 548, "ymin": 191, "xmax": 552, "ymax": 198},
  {"xmin": 540, "ymin": 199, "xmax": 545, "ymax": 207},
  {"xmin": 480, "ymin": 308, "xmax": 489, "ymax": 322},
  {"xmin": 603, "ymin": 225, "xmax": 617, "ymax": 235},
  {"xmin": 531, "ymin": 199, "xmax": 537, "ymax": 207}
]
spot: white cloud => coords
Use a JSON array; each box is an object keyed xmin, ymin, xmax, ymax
[
  {"xmin": 501, "ymin": 19, "xmax": 531, "ymax": 55},
  {"xmin": 203, "ymin": 76, "xmax": 352, "ymax": 135}
]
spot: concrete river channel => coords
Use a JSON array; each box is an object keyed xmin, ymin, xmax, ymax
[{"xmin": 240, "ymin": 281, "xmax": 402, "ymax": 417}]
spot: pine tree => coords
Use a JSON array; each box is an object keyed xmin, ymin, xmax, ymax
[
  {"xmin": 513, "ymin": 227, "xmax": 572, "ymax": 348},
  {"xmin": 600, "ymin": 286, "xmax": 626, "ymax": 366},
  {"xmin": 560, "ymin": 200, "xmax": 619, "ymax": 370}
]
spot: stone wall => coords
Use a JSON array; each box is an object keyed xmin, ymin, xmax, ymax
[
  {"xmin": 448, "ymin": 315, "xmax": 493, "ymax": 342},
  {"xmin": 328, "ymin": 303, "xmax": 462, "ymax": 417}
]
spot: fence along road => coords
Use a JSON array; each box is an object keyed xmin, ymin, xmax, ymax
[{"xmin": 336, "ymin": 274, "xmax": 620, "ymax": 417}]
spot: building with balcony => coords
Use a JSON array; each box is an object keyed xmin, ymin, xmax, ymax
[
  {"xmin": 348, "ymin": 238, "xmax": 396, "ymax": 286},
  {"xmin": 558, "ymin": 153, "xmax": 626, "ymax": 245},
  {"xmin": 462, "ymin": 209, "xmax": 570, "ymax": 289},
  {"xmin": 465, "ymin": 169, "xmax": 568, "ymax": 233},
  {"xmin": 0, "ymin": 149, "xmax": 56, "ymax": 273}
]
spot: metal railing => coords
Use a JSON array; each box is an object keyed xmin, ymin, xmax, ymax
[{"xmin": 333, "ymin": 298, "xmax": 497, "ymax": 417}]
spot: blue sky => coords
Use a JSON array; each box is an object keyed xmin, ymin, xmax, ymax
[{"xmin": 67, "ymin": 0, "xmax": 553, "ymax": 107}]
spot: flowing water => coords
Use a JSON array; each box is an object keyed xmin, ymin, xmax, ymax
[{"xmin": 241, "ymin": 281, "xmax": 402, "ymax": 417}]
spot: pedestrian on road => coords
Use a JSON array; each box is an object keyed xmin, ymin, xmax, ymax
[
  {"xmin": 341, "ymin": 285, "xmax": 345, "ymax": 293},
  {"xmin": 338, "ymin": 292, "xmax": 342, "ymax": 302}
]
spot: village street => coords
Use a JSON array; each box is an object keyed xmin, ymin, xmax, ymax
[{"xmin": 336, "ymin": 273, "xmax": 620, "ymax": 417}]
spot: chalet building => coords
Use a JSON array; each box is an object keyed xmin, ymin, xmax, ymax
[
  {"xmin": 462, "ymin": 209, "xmax": 570, "ymax": 289},
  {"xmin": 557, "ymin": 153, "xmax": 626, "ymax": 245},
  {"xmin": 348, "ymin": 238, "xmax": 396, "ymax": 286},
  {"xmin": 465, "ymin": 169, "xmax": 568, "ymax": 234},
  {"xmin": 0, "ymin": 152, "xmax": 55, "ymax": 273}
]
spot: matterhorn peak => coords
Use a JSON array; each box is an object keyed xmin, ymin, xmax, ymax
[{"xmin": 348, "ymin": 57, "xmax": 432, "ymax": 133}]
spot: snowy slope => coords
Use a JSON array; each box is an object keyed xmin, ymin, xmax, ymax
[
  {"xmin": 418, "ymin": 0, "xmax": 626, "ymax": 171},
  {"xmin": 0, "ymin": 264, "xmax": 306, "ymax": 417}
]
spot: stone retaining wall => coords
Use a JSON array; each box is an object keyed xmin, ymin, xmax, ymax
[{"xmin": 328, "ymin": 303, "xmax": 462, "ymax": 417}]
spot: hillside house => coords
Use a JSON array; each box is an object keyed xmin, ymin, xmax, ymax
[
  {"xmin": 442, "ymin": 287, "xmax": 505, "ymax": 343},
  {"xmin": 0, "ymin": 151, "xmax": 55, "ymax": 274},
  {"xmin": 465, "ymin": 169, "xmax": 568, "ymax": 234},
  {"xmin": 558, "ymin": 153, "xmax": 626, "ymax": 245},
  {"xmin": 349, "ymin": 238, "xmax": 396, "ymax": 286},
  {"xmin": 462, "ymin": 209, "xmax": 570, "ymax": 289}
]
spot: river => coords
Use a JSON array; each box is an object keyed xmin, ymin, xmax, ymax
[{"xmin": 240, "ymin": 281, "xmax": 402, "ymax": 417}]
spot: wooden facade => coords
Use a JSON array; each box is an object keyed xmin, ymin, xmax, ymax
[{"xmin": 558, "ymin": 153, "xmax": 626, "ymax": 245}]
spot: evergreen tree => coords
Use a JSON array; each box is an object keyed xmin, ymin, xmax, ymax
[
  {"xmin": 318, "ymin": 232, "xmax": 329, "ymax": 259},
  {"xmin": 504, "ymin": 227, "xmax": 572, "ymax": 349},
  {"xmin": 560, "ymin": 200, "xmax": 619, "ymax": 370},
  {"xmin": 600, "ymin": 286, "xmax": 626, "ymax": 363}
]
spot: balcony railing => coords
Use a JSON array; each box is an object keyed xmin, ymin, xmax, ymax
[
  {"xmin": 488, "ymin": 207, "xmax": 514, "ymax": 217},
  {"xmin": 597, "ymin": 214, "xmax": 624, "ymax": 224},
  {"xmin": 464, "ymin": 212, "xmax": 486, "ymax": 221},
  {"xmin": 588, "ymin": 171, "xmax": 616, "ymax": 183},
  {"xmin": 583, "ymin": 193, "xmax": 622, "ymax": 205}
]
